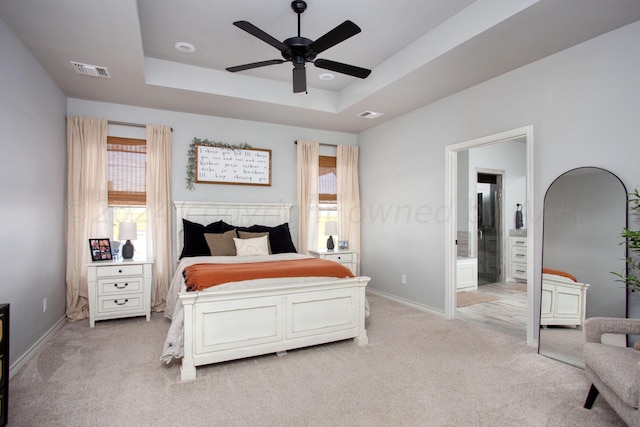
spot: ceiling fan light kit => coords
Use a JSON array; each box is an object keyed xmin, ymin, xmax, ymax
[{"xmin": 226, "ymin": 0, "xmax": 371, "ymax": 93}]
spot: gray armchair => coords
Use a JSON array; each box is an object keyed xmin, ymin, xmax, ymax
[{"xmin": 583, "ymin": 317, "xmax": 640, "ymax": 425}]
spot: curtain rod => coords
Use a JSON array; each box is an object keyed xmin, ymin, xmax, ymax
[
  {"xmin": 109, "ymin": 120, "xmax": 173, "ymax": 132},
  {"xmin": 294, "ymin": 140, "xmax": 337, "ymax": 147}
]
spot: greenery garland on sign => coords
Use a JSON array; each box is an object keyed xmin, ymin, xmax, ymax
[{"xmin": 186, "ymin": 138, "xmax": 251, "ymax": 190}]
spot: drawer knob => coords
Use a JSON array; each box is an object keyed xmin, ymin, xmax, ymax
[
  {"xmin": 118, "ymin": 269, "xmax": 123, "ymax": 273},
  {"xmin": 114, "ymin": 283, "xmax": 128, "ymax": 289},
  {"xmin": 114, "ymin": 299, "xmax": 129, "ymax": 306}
]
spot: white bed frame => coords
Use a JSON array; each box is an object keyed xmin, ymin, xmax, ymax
[{"xmin": 174, "ymin": 201, "xmax": 369, "ymax": 381}]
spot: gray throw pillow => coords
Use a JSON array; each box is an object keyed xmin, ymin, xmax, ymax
[{"xmin": 204, "ymin": 229, "xmax": 237, "ymax": 256}]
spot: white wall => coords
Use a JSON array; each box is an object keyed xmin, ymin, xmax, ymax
[
  {"xmin": 0, "ymin": 17, "xmax": 67, "ymax": 365},
  {"xmin": 359, "ymin": 21, "xmax": 640, "ymax": 317},
  {"xmin": 66, "ymin": 99, "xmax": 357, "ymax": 250}
]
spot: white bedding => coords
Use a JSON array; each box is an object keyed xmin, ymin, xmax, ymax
[{"xmin": 161, "ymin": 253, "xmax": 369, "ymax": 363}]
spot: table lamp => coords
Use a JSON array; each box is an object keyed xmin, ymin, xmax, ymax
[
  {"xmin": 118, "ymin": 221, "xmax": 137, "ymax": 260},
  {"xmin": 324, "ymin": 221, "xmax": 337, "ymax": 251}
]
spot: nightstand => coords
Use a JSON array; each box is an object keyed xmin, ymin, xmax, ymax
[
  {"xmin": 308, "ymin": 249, "xmax": 358, "ymax": 275},
  {"xmin": 86, "ymin": 260, "xmax": 153, "ymax": 327}
]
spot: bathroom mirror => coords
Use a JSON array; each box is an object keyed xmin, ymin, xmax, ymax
[{"xmin": 539, "ymin": 167, "xmax": 627, "ymax": 368}]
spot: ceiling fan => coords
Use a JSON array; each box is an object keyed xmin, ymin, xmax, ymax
[{"xmin": 226, "ymin": 0, "xmax": 371, "ymax": 93}]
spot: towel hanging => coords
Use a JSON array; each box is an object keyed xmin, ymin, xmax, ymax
[{"xmin": 515, "ymin": 204, "xmax": 524, "ymax": 229}]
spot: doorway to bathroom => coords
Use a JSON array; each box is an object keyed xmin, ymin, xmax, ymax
[{"xmin": 444, "ymin": 125, "xmax": 535, "ymax": 346}]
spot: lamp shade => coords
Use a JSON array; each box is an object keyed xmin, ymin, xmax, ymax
[
  {"xmin": 324, "ymin": 221, "xmax": 337, "ymax": 236},
  {"xmin": 118, "ymin": 222, "xmax": 138, "ymax": 241}
]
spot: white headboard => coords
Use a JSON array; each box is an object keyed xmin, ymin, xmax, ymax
[{"xmin": 174, "ymin": 201, "xmax": 292, "ymax": 260}]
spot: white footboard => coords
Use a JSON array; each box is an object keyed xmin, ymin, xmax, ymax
[
  {"xmin": 179, "ymin": 276, "xmax": 369, "ymax": 381},
  {"xmin": 540, "ymin": 274, "xmax": 589, "ymax": 327}
]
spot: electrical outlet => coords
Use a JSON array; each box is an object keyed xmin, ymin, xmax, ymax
[
  {"xmin": 401, "ymin": 274, "xmax": 407, "ymax": 285},
  {"xmin": 43, "ymin": 298, "xmax": 47, "ymax": 312}
]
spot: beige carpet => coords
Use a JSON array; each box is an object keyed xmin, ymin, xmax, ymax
[
  {"xmin": 456, "ymin": 290, "xmax": 498, "ymax": 307},
  {"xmin": 9, "ymin": 293, "xmax": 624, "ymax": 426}
]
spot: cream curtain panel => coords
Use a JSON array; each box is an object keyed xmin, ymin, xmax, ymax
[
  {"xmin": 296, "ymin": 140, "xmax": 319, "ymax": 254},
  {"xmin": 66, "ymin": 116, "xmax": 109, "ymax": 321},
  {"xmin": 337, "ymin": 145, "xmax": 361, "ymax": 274},
  {"xmin": 146, "ymin": 125, "xmax": 172, "ymax": 311}
]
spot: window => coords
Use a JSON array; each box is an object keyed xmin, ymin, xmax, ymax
[
  {"xmin": 319, "ymin": 155, "xmax": 336, "ymax": 204},
  {"xmin": 107, "ymin": 136, "xmax": 147, "ymax": 259},
  {"xmin": 318, "ymin": 155, "xmax": 338, "ymax": 247},
  {"xmin": 107, "ymin": 137, "xmax": 146, "ymax": 205}
]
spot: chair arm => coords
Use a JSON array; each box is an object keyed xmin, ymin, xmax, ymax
[{"xmin": 584, "ymin": 317, "xmax": 640, "ymax": 343}]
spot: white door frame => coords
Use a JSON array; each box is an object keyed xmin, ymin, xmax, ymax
[{"xmin": 444, "ymin": 125, "xmax": 535, "ymax": 347}]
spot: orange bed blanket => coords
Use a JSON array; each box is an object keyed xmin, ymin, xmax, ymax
[
  {"xmin": 184, "ymin": 258, "xmax": 355, "ymax": 291},
  {"xmin": 543, "ymin": 268, "xmax": 578, "ymax": 282}
]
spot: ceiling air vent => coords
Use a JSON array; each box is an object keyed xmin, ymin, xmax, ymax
[
  {"xmin": 71, "ymin": 61, "xmax": 111, "ymax": 79},
  {"xmin": 357, "ymin": 111, "xmax": 383, "ymax": 119}
]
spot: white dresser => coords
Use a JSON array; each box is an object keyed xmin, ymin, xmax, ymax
[
  {"xmin": 308, "ymin": 249, "xmax": 358, "ymax": 275},
  {"xmin": 87, "ymin": 260, "xmax": 153, "ymax": 327},
  {"xmin": 509, "ymin": 236, "xmax": 527, "ymax": 282}
]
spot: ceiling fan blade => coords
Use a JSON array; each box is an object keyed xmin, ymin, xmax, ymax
[
  {"xmin": 292, "ymin": 67, "xmax": 306, "ymax": 93},
  {"xmin": 314, "ymin": 59, "xmax": 371, "ymax": 79},
  {"xmin": 233, "ymin": 21, "xmax": 289, "ymax": 52},
  {"xmin": 308, "ymin": 20, "xmax": 361, "ymax": 55},
  {"xmin": 226, "ymin": 59, "xmax": 285, "ymax": 73}
]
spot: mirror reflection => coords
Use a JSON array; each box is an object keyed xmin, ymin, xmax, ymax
[{"xmin": 539, "ymin": 167, "xmax": 627, "ymax": 368}]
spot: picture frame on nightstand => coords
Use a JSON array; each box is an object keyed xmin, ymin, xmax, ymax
[{"xmin": 88, "ymin": 238, "xmax": 112, "ymax": 261}]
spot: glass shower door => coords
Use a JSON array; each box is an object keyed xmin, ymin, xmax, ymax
[{"xmin": 477, "ymin": 173, "xmax": 501, "ymax": 285}]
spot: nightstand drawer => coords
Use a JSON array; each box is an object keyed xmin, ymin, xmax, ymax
[
  {"xmin": 98, "ymin": 278, "xmax": 143, "ymax": 295},
  {"xmin": 323, "ymin": 253, "xmax": 353, "ymax": 263},
  {"xmin": 98, "ymin": 294, "xmax": 144, "ymax": 313},
  {"xmin": 96, "ymin": 264, "xmax": 143, "ymax": 278}
]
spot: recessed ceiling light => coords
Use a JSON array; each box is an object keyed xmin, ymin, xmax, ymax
[
  {"xmin": 357, "ymin": 111, "xmax": 384, "ymax": 119},
  {"xmin": 175, "ymin": 42, "xmax": 195, "ymax": 53},
  {"xmin": 318, "ymin": 73, "xmax": 334, "ymax": 81}
]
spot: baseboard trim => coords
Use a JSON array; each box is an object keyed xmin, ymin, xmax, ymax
[
  {"xmin": 366, "ymin": 288, "xmax": 444, "ymax": 317},
  {"xmin": 10, "ymin": 315, "xmax": 67, "ymax": 379}
]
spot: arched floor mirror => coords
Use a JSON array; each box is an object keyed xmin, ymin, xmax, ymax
[{"xmin": 539, "ymin": 167, "xmax": 627, "ymax": 368}]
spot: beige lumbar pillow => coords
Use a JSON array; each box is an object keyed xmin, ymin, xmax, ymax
[{"xmin": 234, "ymin": 235, "xmax": 270, "ymax": 256}]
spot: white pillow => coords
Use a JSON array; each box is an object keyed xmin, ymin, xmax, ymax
[{"xmin": 234, "ymin": 235, "xmax": 270, "ymax": 257}]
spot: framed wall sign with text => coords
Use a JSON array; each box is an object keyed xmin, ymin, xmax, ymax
[{"xmin": 195, "ymin": 145, "xmax": 272, "ymax": 186}]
